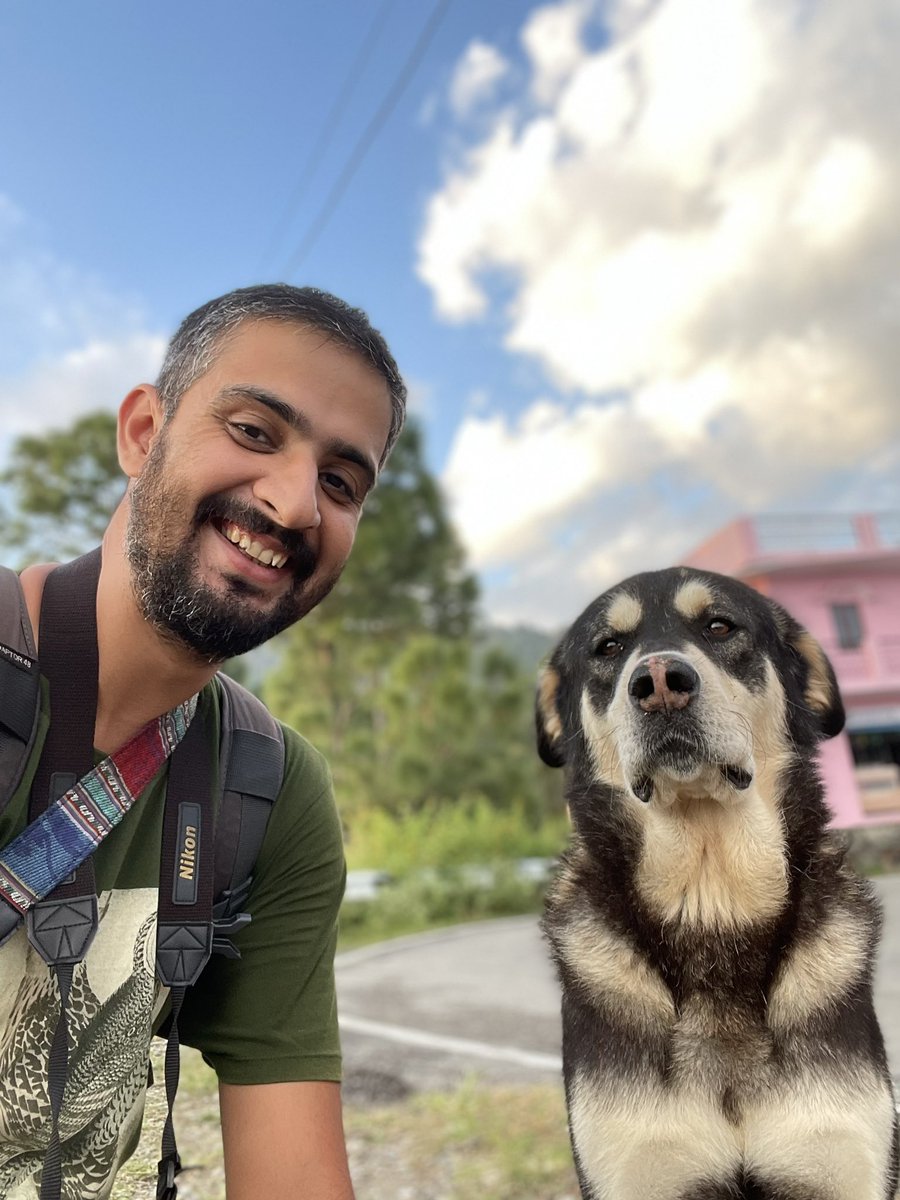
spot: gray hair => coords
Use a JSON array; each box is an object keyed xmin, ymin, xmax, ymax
[{"xmin": 155, "ymin": 283, "xmax": 406, "ymax": 467}]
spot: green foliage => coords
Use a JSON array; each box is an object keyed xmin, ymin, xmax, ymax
[
  {"xmin": 311, "ymin": 421, "xmax": 478, "ymax": 639},
  {"xmin": 338, "ymin": 862, "xmax": 548, "ymax": 949},
  {"xmin": 0, "ymin": 410, "xmax": 123, "ymax": 564},
  {"xmin": 345, "ymin": 797, "xmax": 567, "ymax": 874}
]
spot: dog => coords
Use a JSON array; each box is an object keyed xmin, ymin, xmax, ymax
[{"xmin": 537, "ymin": 566, "xmax": 899, "ymax": 1200}]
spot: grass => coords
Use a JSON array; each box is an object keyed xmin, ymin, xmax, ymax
[
  {"xmin": 338, "ymin": 863, "xmax": 548, "ymax": 950},
  {"xmin": 113, "ymin": 1047, "xmax": 578, "ymax": 1200}
]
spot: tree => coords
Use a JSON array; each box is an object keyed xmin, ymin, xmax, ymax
[
  {"xmin": 310, "ymin": 420, "xmax": 478, "ymax": 639},
  {"xmin": 0, "ymin": 411, "xmax": 124, "ymax": 565},
  {"xmin": 265, "ymin": 421, "xmax": 481, "ymax": 814}
]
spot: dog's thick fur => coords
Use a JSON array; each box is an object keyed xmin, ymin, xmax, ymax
[{"xmin": 538, "ymin": 567, "xmax": 899, "ymax": 1200}]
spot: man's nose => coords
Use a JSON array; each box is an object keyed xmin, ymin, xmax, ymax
[
  {"xmin": 252, "ymin": 453, "xmax": 321, "ymax": 531},
  {"xmin": 628, "ymin": 655, "xmax": 699, "ymax": 714}
]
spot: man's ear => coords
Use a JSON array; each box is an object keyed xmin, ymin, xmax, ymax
[
  {"xmin": 768, "ymin": 600, "xmax": 845, "ymax": 739},
  {"xmin": 536, "ymin": 663, "xmax": 566, "ymax": 767},
  {"xmin": 117, "ymin": 385, "xmax": 165, "ymax": 479}
]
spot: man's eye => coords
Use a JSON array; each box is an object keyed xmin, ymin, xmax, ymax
[
  {"xmin": 321, "ymin": 471, "xmax": 357, "ymax": 502},
  {"xmin": 229, "ymin": 421, "xmax": 273, "ymax": 448}
]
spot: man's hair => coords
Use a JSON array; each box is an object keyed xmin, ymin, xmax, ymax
[{"xmin": 155, "ymin": 283, "xmax": 406, "ymax": 467}]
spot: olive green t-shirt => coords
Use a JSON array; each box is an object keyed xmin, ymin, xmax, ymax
[{"xmin": 0, "ymin": 677, "xmax": 346, "ymax": 1199}]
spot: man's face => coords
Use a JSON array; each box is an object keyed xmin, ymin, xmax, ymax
[{"xmin": 125, "ymin": 320, "xmax": 393, "ymax": 661}]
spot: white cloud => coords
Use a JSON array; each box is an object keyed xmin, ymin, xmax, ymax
[
  {"xmin": 0, "ymin": 193, "xmax": 165, "ymax": 454},
  {"xmin": 443, "ymin": 397, "xmax": 665, "ymax": 568},
  {"xmin": 522, "ymin": 0, "xmax": 593, "ymax": 103},
  {"xmin": 0, "ymin": 335, "xmax": 166, "ymax": 439},
  {"xmin": 424, "ymin": 0, "xmax": 900, "ymax": 623},
  {"xmin": 449, "ymin": 40, "xmax": 509, "ymax": 116}
]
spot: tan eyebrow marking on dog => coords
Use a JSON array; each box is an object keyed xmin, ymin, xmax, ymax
[
  {"xmin": 605, "ymin": 591, "xmax": 642, "ymax": 633},
  {"xmin": 674, "ymin": 579, "xmax": 715, "ymax": 620}
]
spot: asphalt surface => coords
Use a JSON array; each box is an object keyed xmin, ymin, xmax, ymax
[{"xmin": 337, "ymin": 874, "xmax": 900, "ymax": 1104}]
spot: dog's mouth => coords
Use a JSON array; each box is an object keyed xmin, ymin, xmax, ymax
[
  {"xmin": 629, "ymin": 758, "xmax": 754, "ymax": 804},
  {"xmin": 625, "ymin": 713, "xmax": 755, "ymax": 804}
]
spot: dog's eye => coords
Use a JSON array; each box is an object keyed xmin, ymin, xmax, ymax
[
  {"xmin": 595, "ymin": 638, "xmax": 624, "ymax": 657},
  {"xmin": 707, "ymin": 618, "xmax": 734, "ymax": 638}
]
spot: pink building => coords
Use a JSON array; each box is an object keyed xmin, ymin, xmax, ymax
[{"xmin": 685, "ymin": 513, "xmax": 900, "ymax": 828}]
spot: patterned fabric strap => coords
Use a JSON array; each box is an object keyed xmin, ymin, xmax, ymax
[{"xmin": 0, "ymin": 695, "xmax": 198, "ymax": 915}]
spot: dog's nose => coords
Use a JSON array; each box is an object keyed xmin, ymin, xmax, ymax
[{"xmin": 628, "ymin": 656, "xmax": 699, "ymax": 713}]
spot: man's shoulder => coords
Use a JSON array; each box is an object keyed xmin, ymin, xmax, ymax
[
  {"xmin": 277, "ymin": 721, "xmax": 332, "ymax": 798},
  {"xmin": 205, "ymin": 674, "xmax": 332, "ymax": 801}
]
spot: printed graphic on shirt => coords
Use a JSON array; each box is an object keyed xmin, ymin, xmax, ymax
[{"xmin": 0, "ymin": 889, "xmax": 164, "ymax": 1200}]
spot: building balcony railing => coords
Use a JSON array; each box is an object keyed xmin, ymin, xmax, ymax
[{"xmin": 685, "ymin": 511, "xmax": 900, "ymax": 579}]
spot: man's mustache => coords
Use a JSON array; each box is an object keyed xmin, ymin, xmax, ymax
[{"xmin": 194, "ymin": 494, "xmax": 317, "ymax": 583}]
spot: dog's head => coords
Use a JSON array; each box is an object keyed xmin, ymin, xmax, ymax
[{"xmin": 536, "ymin": 567, "xmax": 843, "ymax": 809}]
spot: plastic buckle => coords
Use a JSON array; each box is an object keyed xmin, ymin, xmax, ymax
[
  {"xmin": 156, "ymin": 1151, "xmax": 181, "ymax": 1200},
  {"xmin": 211, "ymin": 909, "xmax": 251, "ymax": 959}
]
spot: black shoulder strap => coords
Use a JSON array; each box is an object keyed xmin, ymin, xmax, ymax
[
  {"xmin": 153, "ymin": 675, "xmax": 284, "ymax": 1200},
  {"xmin": 213, "ymin": 671, "xmax": 284, "ymax": 905},
  {"xmin": 0, "ymin": 565, "xmax": 41, "ymax": 816}
]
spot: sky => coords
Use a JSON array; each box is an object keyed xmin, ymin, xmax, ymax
[{"xmin": 1, "ymin": 0, "xmax": 898, "ymax": 632}]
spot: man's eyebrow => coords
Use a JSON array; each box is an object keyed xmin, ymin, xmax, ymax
[{"xmin": 218, "ymin": 385, "xmax": 378, "ymax": 489}]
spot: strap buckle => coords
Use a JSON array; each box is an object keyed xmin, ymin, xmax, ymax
[{"xmin": 156, "ymin": 1150, "xmax": 182, "ymax": 1200}]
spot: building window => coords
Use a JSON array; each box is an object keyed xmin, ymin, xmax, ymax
[
  {"xmin": 831, "ymin": 602, "xmax": 863, "ymax": 650},
  {"xmin": 849, "ymin": 730, "xmax": 900, "ymax": 814}
]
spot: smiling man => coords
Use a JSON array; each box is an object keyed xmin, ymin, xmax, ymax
[{"xmin": 0, "ymin": 285, "xmax": 405, "ymax": 1200}]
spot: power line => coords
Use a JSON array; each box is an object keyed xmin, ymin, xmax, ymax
[
  {"xmin": 281, "ymin": 0, "xmax": 453, "ymax": 279},
  {"xmin": 258, "ymin": 0, "xmax": 396, "ymax": 273}
]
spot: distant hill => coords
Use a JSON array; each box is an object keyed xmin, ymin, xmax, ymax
[{"xmin": 478, "ymin": 623, "xmax": 557, "ymax": 675}]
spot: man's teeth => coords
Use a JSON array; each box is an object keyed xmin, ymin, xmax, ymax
[{"xmin": 223, "ymin": 523, "xmax": 288, "ymax": 568}]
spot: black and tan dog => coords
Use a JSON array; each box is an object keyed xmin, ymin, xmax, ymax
[{"xmin": 537, "ymin": 567, "xmax": 899, "ymax": 1200}]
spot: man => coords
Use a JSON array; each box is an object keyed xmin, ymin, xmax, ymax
[{"xmin": 0, "ymin": 283, "xmax": 405, "ymax": 1199}]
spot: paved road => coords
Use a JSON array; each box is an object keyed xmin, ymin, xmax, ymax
[{"xmin": 337, "ymin": 874, "xmax": 900, "ymax": 1102}]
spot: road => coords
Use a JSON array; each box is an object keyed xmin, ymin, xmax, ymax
[{"xmin": 337, "ymin": 874, "xmax": 900, "ymax": 1102}]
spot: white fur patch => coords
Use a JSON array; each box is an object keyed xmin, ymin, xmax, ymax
[
  {"xmin": 742, "ymin": 1066, "xmax": 897, "ymax": 1197},
  {"xmin": 569, "ymin": 1063, "xmax": 896, "ymax": 1199},
  {"xmin": 674, "ymin": 578, "xmax": 715, "ymax": 620},
  {"xmin": 636, "ymin": 790, "xmax": 788, "ymax": 927},
  {"xmin": 605, "ymin": 590, "xmax": 643, "ymax": 634},
  {"xmin": 555, "ymin": 907, "xmax": 675, "ymax": 1028},
  {"xmin": 768, "ymin": 904, "xmax": 871, "ymax": 1029},
  {"xmin": 580, "ymin": 687, "xmax": 630, "ymax": 791},
  {"xmin": 569, "ymin": 1070, "xmax": 741, "ymax": 1199}
]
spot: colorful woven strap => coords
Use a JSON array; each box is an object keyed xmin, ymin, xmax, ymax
[{"xmin": 0, "ymin": 696, "xmax": 197, "ymax": 916}]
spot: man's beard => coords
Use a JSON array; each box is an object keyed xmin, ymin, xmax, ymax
[{"xmin": 125, "ymin": 433, "xmax": 343, "ymax": 662}]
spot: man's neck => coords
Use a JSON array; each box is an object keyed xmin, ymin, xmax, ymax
[{"xmin": 22, "ymin": 507, "xmax": 220, "ymax": 756}]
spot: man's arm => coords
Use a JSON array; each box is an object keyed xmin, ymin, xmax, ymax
[{"xmin": 219, "ymin": 1079, "xmax": 355, "ymax": 1199}]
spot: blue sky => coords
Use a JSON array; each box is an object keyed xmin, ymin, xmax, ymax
[{"xmin": 1, "ymin": 0, "xmax": 898, "ymax": 629}]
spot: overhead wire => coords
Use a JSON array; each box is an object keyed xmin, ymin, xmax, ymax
[
  {"xmin": 258, "ymin": 0, "xmax": 396, "ymax": 273},
  {"xmin": 281, "ymin": 0, "xmax": 453, "ymax": 279}
]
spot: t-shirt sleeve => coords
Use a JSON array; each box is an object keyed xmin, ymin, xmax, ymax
[{"xmin": 177, "ymin": 725, "xmax": 346, "ymax": 1084}]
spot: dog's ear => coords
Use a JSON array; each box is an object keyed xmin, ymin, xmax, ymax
[
  {"xmin": 768, "ymin": 600, "xmax": 845, "ymax": 739},
  {"xmin": 792, "ymin": 628, "xmax": 845, "ymax": 738},
  {"xmin": 536, "ymin": 663, "xmax": 566, "ymax": 767}
]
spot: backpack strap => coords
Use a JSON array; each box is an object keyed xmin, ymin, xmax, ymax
[
  {"xmin": 0, "ymin": 565, "xmax": 41, "ymax": 817},
  {"xmin": 153, "ymin": 674, "xmax": 284, "ymax": 1200},
  {"xmin": 210, "ymin": 672, "xmax": 284, "ymax": 949}
]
